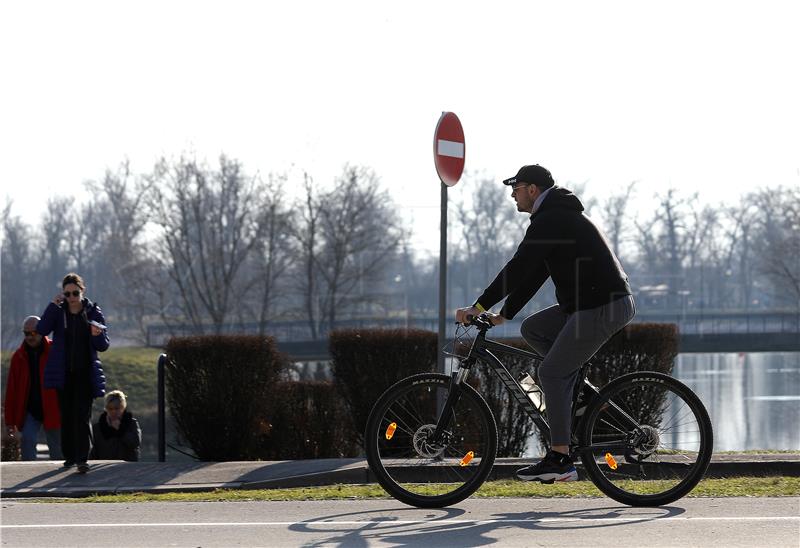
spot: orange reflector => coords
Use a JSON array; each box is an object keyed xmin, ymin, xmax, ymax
[
  {"xmin": 385, "ymin": 422, "xmax": 397, "ymax": 440},
  {"xmin": 460, "ymin": 451, "xmax": 474, "ymax": 466},
  {"xmin": 604, "ymin": 452, "xmax": 618, "ymax": 470}
]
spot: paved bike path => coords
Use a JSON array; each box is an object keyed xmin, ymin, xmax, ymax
[{"xmin": 2, "ymin": 453, "xmax": 798, "ymax": 498}]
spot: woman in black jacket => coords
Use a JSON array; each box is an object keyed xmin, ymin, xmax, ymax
[{"xmin": 91, "ymin": 390, "xmax": 141, "ymax": 461}]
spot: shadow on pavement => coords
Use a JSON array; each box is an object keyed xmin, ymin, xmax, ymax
[{"xmin": 286, "ymin": 504, "xmax": 686, "ymax": 547}]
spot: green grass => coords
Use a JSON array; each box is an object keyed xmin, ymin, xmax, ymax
[{"xmin": 57, "ymin": 477, "xmax": 800, "ymax": 503}]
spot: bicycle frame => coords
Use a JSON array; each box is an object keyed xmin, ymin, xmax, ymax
[
  {"xmin": 432, "ymin": 320, "xmax": 638, "ymax": 456},
  {"xmin": 432, "ymin": 323, "xmax": 552, "ymax": 445}
]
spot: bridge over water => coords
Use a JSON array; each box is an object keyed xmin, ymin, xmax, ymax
[{"xmin": 147, "ymin": 309, "xmax": 800, "ymax": 359}]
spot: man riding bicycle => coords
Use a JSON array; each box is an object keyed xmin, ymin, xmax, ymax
[{"xmin": 455, "ymin": 164, "xmax": 636, "ymax": 483}]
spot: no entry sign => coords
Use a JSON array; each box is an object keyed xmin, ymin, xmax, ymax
[{"xmin": 433, "ymin": 112, "xmax": 465, "ymax": 186}]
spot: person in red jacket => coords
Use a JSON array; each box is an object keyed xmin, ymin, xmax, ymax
[{"xmin": 4, "ymin": 316, "xmax": 62, "ymax": 460}]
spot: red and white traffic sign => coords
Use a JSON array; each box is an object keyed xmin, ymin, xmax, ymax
[{"xmin": 433, "ymin": 112, "xmax": 465, "ymax": 186}]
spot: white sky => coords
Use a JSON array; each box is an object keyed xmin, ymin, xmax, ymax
[{"xmin": 1, "ymin": 1, "xmax": 798, "ymax": 256}]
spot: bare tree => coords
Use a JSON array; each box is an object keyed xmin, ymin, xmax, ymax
[
  {"xmin": 291, "ymin": 173, "xmax": 323, "ymax": 339},
  {"xmin": 316, "ymin": 165, "xmax": 404, "ymax": 329},
  {"xmin": 1, "ymin": 203, "xmax": 35, "ymax": 348},
  {"xmin": 146, "ymin": 155, "xmax": 268, "ymax": 333},
  {"xmin": 633, "ymin": 189, "xmax": 697, "ymax": 306},
  {"xmin": 724, "ymin": 199, "xmax": 758, "ymax": 308},
  {"xmin": 599, "ymin": 181, "xmax": 636, "ymax": 259},
  {"xmin": 88, "ymin": 162, "xmax": 162, "ymax": 339},
  {"xmin": 751, "ymin": 186, "xmax": 800, "ymax": 306},
  {"xmin": 38, "ymin": 196, "xmax": 75, "ymax": 284},
  {"xmin": 660, "ymin": 189, "xmax": 690, "ymax": 287},
  {"xmin": 233, "ymin": 174, "xmax": 295, "ymax": 335},
  {"xmin": 291, "ymin": 166, "xmax": 404, "ymax": 336},
  {"xmin": 63, "ymin": 200, "xmax": 111, "ymax": 297},
  {"xmin": 90, "ymin": 161, "xmax": 152, "ymax": 265}
]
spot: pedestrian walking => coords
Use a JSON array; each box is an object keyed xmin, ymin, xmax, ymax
[{"xmin": 37, "ymin": 273, "xmax": 109, "ymax": 473}]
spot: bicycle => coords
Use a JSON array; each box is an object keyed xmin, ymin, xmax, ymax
[{"xmin": 365, "ymin": 313, "xmax": 713, "ymax": 508}]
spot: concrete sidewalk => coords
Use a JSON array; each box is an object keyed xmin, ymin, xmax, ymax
[{"xmin": 2, "ymin": 453, "xmax": 799, "ymax": 498}]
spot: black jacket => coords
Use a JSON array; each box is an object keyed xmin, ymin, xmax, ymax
[
  {"xmin": 476, "ymin": 187, "xmax": 631, "ymax": 318},
  {"xmin": 90, "ymin": 410, "xmax": 142, "ymax": 461}
]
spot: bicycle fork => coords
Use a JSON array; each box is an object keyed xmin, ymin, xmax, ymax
[{"xmin": 429, "ymin": 362, "xmax": 470, "ymax": 445}]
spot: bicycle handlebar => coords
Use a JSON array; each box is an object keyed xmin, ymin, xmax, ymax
[{"xmin": 460, "ymin": 313, "xmax": 494, "ymax": 330}]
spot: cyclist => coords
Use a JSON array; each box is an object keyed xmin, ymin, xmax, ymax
[{"xmin": 455, "ymin": 164, "xmax": 636, "ymax": 483}]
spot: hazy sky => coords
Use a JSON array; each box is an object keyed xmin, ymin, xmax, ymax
[{"xmin": 1, "ymin": 1, "xmax": 798, "ymax": 255}]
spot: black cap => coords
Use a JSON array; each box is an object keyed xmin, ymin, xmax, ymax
[{"xmin": 502, "ymin": 164, "xmax": 554, "ymax": 189}]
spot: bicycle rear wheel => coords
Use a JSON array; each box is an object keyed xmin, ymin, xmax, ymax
[
  {"xmin": 580, "ymin": 372, "xmax": 713, "ymax": 506},
  {"xmin": 365, "ymin": 373, "xmax": 497, "ymax": 508}
]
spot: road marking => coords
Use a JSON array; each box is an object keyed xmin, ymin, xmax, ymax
[{"xmin": 3, "ymin": 516, "xmax": 799, "ymax": 529}]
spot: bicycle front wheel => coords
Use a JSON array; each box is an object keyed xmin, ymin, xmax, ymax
[
  {"xmin": 580, "ymin": 372, "xmax": 713, "ymax": 506},
  {"xmin": 365, "ymin": 373, "xmax": 497, "ymax": 508}
]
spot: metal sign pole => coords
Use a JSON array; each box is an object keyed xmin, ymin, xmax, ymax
[
  {"xmin": 433, "ymin": 110, "xmax": 463, "ymax": 376},
  {"xmin": 437, "ymin": 180, "xmax": 447, "ymax": 375}
]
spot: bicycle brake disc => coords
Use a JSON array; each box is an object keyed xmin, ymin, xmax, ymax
[
  {"xmin": 412, "ymin": 425, "xmax": 447, "ymax": 459},
  {"xmin": 624, "ymin": 424, "xmax": 660, "ymax": 463}
]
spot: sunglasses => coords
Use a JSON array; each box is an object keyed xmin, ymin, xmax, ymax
[
  {"xmin": 63, "ymin": 290, "xmax": 81, "ymax": 298},
  {"xmin": 23, "ymin": 330, "xmax": 37, "ymax": 336}
]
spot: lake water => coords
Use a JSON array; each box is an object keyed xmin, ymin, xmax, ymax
[{"xmin": 674, "ymin": 352, "xmax": 800, "ymax": 451}]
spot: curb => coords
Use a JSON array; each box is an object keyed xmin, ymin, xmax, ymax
[
  {"xmin": 245, "ymin": 460, "xmax": 800, "ymax": 490},
  {"xmin": 2, "ymin": 457, "xmax": 798, "ymax": 498}
]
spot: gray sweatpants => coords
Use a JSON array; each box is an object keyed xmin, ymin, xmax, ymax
[{"xmin": 520, "ymin": 295, "xmax": 636, "ymax": 446}]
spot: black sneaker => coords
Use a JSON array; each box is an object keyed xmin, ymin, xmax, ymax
[
  {"xmin": 76, "ymin": 463, "xmax": 90, "ymax": 474},
  {"xmin": 516, "ymin": 450, "xmax": 578, "ymax": 483},
  {"xmin": 62, "ymin": 460, "xmax": 75, "ymax": 468}
]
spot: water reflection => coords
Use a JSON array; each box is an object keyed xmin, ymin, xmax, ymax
[{"xmin": 673, "ymin": 352, "xmax": 800, "ymax": 451}]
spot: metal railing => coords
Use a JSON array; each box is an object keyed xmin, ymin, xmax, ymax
[{"xmin": 157, "ymin": 353, "xmax": 166, "ymax": 462}]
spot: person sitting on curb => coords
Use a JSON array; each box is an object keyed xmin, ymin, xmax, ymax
[
  {"xmin": 90, "ymin": 390, "xmax": 141, "ymax": 462},
  {"xmin": 4, "ymin": 316, "xmax": 62, "ymax": 461}
]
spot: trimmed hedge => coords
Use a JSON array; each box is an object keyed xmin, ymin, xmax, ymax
[
  {"xmin": 255, "ymin": 381, "xmax": 359, "ymax": 459},
  {"xmin": 161, "ymin": 324, "xmax": 678, "ymax": 461},
  {"xmin": 165, "ymin": 335, "xmax": 287, "ymax": 461},
  {"xmin": 330, "ymin": 328, "xmax": 438, "ymax": 446}
]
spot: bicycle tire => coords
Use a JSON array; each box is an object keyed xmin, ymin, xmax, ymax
[
  {"xmin": 579, "ymin": 371, "xmax": 713, "ymax": 506},
  {"xmin": 365, "ymin": 373, "xmax": 498, "ymax": 508}
]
